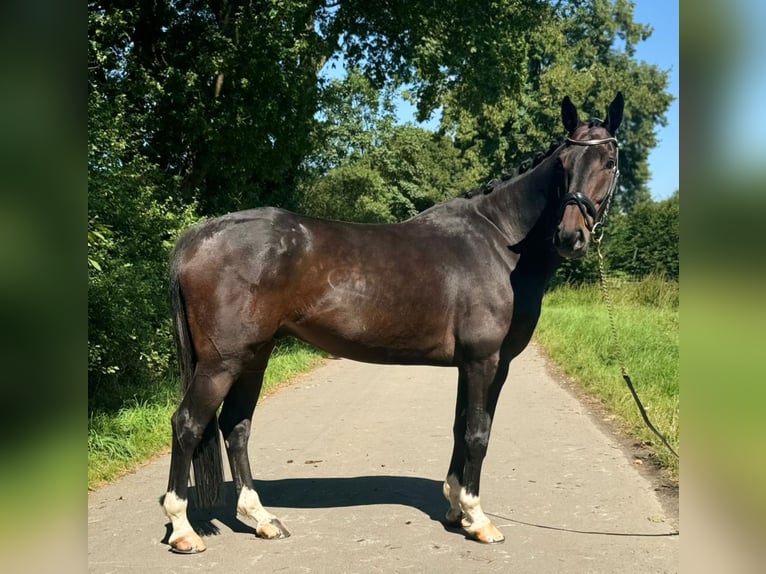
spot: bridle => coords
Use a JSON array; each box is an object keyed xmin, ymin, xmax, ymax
[{"xmin": 558, "ymin": 136, "xmax": 620, "ymax": 240}]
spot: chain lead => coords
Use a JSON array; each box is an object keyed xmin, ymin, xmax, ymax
[
  {"xmin": 593, "ymin": 235, "xmax": 678, "ymax": 458},
  {"xmin": 594, "ymin": 236, "xmax": 625, "ymax": 374}
]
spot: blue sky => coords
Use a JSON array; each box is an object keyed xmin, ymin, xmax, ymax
[{"xmin": 631, "ymin": 1, "xmax": 679, "ymax": 200}]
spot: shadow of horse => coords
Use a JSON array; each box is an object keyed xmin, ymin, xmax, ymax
[
  {"xmin": 161, "ymin": 474, "xmax": 678, "ymax": 544},
  {"xmin": 162, "ymin": 475, "xmax": 447, "ymax": 542}
]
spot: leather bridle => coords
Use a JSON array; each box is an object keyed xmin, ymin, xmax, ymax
[{"xmin": 558, "ymin": 136, "xmax": 620, "ymax": 238}]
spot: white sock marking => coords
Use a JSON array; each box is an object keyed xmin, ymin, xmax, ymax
[
  {"xmin": 237, "ymin": 486, "xmax": 276, "ymax": 526},
  {"xmin": 163, "ymin": 490, "xmax": 194, "ymax": 538},
  {"xmin": 458, "ymin": 487, "xmax": 490, "ymax": 530}
]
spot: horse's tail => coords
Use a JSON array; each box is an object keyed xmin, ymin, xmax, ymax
[{"xmin": 170, "ymin": 243, "xmax": 224, "ymax": 508}]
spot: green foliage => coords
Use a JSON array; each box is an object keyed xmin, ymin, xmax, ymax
[
  {"xmin": 300, "ymin": 124, "xmax": 481, "ymax": 223},
  {"xmin": 369, "ymin": 126, "xmax": 483, "ymax": 217},
  {"xmin": 301, "ymin": 71, "xmax": 482, "ymax": 222},
  {"xmin": 442, "ymin": 0, "xmax": 672, "ymax": 211},
  {"xmin": 87, "ymin": 0, "xmax": 676, "ymax": 434},
  {"xmin": 322, "ymin": 1, "xmax": 545, "ymax": 119},
  {"xmin": 88, "ymin": 86, "xmax": 200, "ymax": 412},
  {"xmin": 608, "ymin": 192, "xmax": 679, "ymax": 279},
  {"xmin": 89, "ymin": 1, "xmax": 672, "ymax": 216},
  {"xmin": 90, "ymin": 0, "xmax": 327, "ymax": 216},
  {"xmin": 300, "ymin": 163, "xmax": 395, "ymax": 223},
  {"xmin": 554, "ymin": 192, "xmax": 679, "ymax": 287},
  {"xmin": 613, "ymin": 273, "xmax": 679, "ymax": 309},
  {"xmin": 311, "ymin": 69, "xmax": 399, "ymax": 172}
]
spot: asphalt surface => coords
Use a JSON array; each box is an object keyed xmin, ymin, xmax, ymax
[{"xmin": 88, "ymin": 343, "xmax": 678, "ymax": 573}]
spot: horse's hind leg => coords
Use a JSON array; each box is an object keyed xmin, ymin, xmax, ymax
[
  {"xmin": 164, "ymin": 364, "xmax": 236, "ymax": 553},
  {"xmin": 218, "ymin": 342, "xmax": 290, "ymax": 540}
]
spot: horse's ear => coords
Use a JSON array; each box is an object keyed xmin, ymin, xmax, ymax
[
  {"xmin": 605, "ymin": 92, "xmax": 624, "ymax": 134},
  {"xmin": 561, "ymin": 96, "xmax": 580, "ymax": 134}
]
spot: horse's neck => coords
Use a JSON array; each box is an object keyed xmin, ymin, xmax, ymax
[{"xmin": 476, "ymin": 160, "xmax": 557, "ymax": 246}]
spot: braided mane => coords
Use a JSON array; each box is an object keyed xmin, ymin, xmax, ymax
[
  {"xmin": 462, "ymin": 115, "xmax": 607, "ymax": 199},
  {"xmin": 462, "ymin": 136, "xmax": 566, "ymax": 199}
]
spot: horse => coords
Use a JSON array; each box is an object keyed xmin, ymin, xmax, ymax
[{"xmin": 162, "ymin": 93, "xmax": 624, "ymax": 552}]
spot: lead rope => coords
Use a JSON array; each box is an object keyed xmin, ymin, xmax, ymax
[{"xmin": 593, "ymin": 236, "xmax": 679, "ymax": 459}]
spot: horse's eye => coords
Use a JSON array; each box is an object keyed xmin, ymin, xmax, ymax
[{"xmin": 606, "ymin": 159, "xmax": 616, "ymax": 170}]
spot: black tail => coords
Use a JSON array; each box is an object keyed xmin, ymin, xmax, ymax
[{"xmin": 170, "ymin": 252, "xmax": 224, "ymax": 508}]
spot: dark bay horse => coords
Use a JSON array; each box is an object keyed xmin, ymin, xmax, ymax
[{"xmin": 163, "ymin": 93, "xmax": 624, "ymax": 552}]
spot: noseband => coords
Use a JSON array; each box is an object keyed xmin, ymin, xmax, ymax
[{"xmin": 558, "ymin": 136, "xmax": 620, "ymax": 236}]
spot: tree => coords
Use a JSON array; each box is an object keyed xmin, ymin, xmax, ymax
[
  {"xmin": 367, "ymin": 125, "xmax": 482, "ymax": 219},
  {"xmin": 324, "ymin": 1, "xmax": 545, "ymax": 120},
  {"xmin": 88, "ymin": 85, "xmax": 199, "ymax": 410},
  {"xmin": 90, "ymin": 0, "xmax": 329, "ymax": 215},
  {"xmin": 440, "ymin": 0, "xmax": 672, "ymax": 212},
  {"xmin": 90, "ymin": 1, "xmax": 671, "ymax": 215},
  {"xmin": 89, "ymin": 1, "xmax": 548, "ymax": 216},
  {"xmin": 88, "ymin": 0, "xmax": 675, "ymax": 410},
  {"xmin": 300, "ymin": 123, "xmax": 481, "ymax": 223},
  {"xmin": 308, "ymin": 69, "xmax": 399, "ymax": 174},
  {"xmin": 301, "ymin": 71, "xmax": 482, "ymax": 223}
]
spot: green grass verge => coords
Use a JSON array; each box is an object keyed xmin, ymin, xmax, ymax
[
  {"xmin": 88, "ymin": 339, "xmax": 325, "ymax": 489},
  {"xmin": 535, "ymin": 276, "xmax": 679, "ymax": 476}
]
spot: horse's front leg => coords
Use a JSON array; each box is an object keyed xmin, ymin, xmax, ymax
[{"xmin": 444, "ymin": 356, "xmax": 508, "ymax": 543}]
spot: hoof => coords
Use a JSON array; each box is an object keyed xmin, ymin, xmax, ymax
[
  {"xmin": 256, "ymin": 518, "xmax": 291, "ymax": 540},
  {"xmin": 467, "ymin": 522, "xmax": 505, "ymax": 544},
  {"xmin": 169, "ymin": 532, "xmax": 206, "ymax": 554},
  {"xmin": 169, "ymin": 545, "xmax": 205, "ymax": 555}
]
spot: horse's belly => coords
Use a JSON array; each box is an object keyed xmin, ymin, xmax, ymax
[{"xmin": 280, "ymin": 314, "xmax": 456, "ymax": 367}]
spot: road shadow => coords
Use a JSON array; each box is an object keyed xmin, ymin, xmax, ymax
[
  {"xmin": 161, "ymin": 475, "xmax": 677, "ymax": 547},
  {"xmin": 255, "ymin": 475, "xmax": 445, "ymax": 518},
  {"xmin": 162, "ymin": 475, "xmax": 448, "ymax": 543}
]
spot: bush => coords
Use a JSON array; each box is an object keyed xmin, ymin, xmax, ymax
[
  {"xmin": 552, "ymin": 192, "xmax": 679, "ymax": 288},
  {"xmin": 609, "ymin": 193, "xmax": 679, "ymax": 280}
]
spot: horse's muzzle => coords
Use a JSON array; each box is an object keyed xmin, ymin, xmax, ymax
[{"xmin": 553, "ymin": 225, "xmax": 589, "ymax": 259}]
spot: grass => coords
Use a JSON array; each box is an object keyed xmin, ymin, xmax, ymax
[
  {"xmin": 88, "ymin": 339, "xmax": 325, "ymax": 489},
  {"xmin": 535, "ymin": 276, "xmax": 679, "ymax": 476}
]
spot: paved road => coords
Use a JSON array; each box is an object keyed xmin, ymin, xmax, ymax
[{"xmin": 88, "ymin": 344, "xmax": 678, "ymax": 573}]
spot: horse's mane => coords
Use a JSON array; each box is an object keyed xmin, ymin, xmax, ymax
[
  {"xmin": 462, "ymin": 117, "xmax": 606, "ymax": 199},
  {"xmin": 462, "ymin": 136, "xmax": 566, "ymax": 199}
]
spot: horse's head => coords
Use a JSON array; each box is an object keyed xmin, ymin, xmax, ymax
[{"xmin": 552, "ymin": 92, "xmax": 624, "ymax": 258}]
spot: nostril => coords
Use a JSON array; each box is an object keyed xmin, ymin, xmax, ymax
[{"xmin": 576, "ymin": 227, "xmax": 585, "ymax": 244}]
